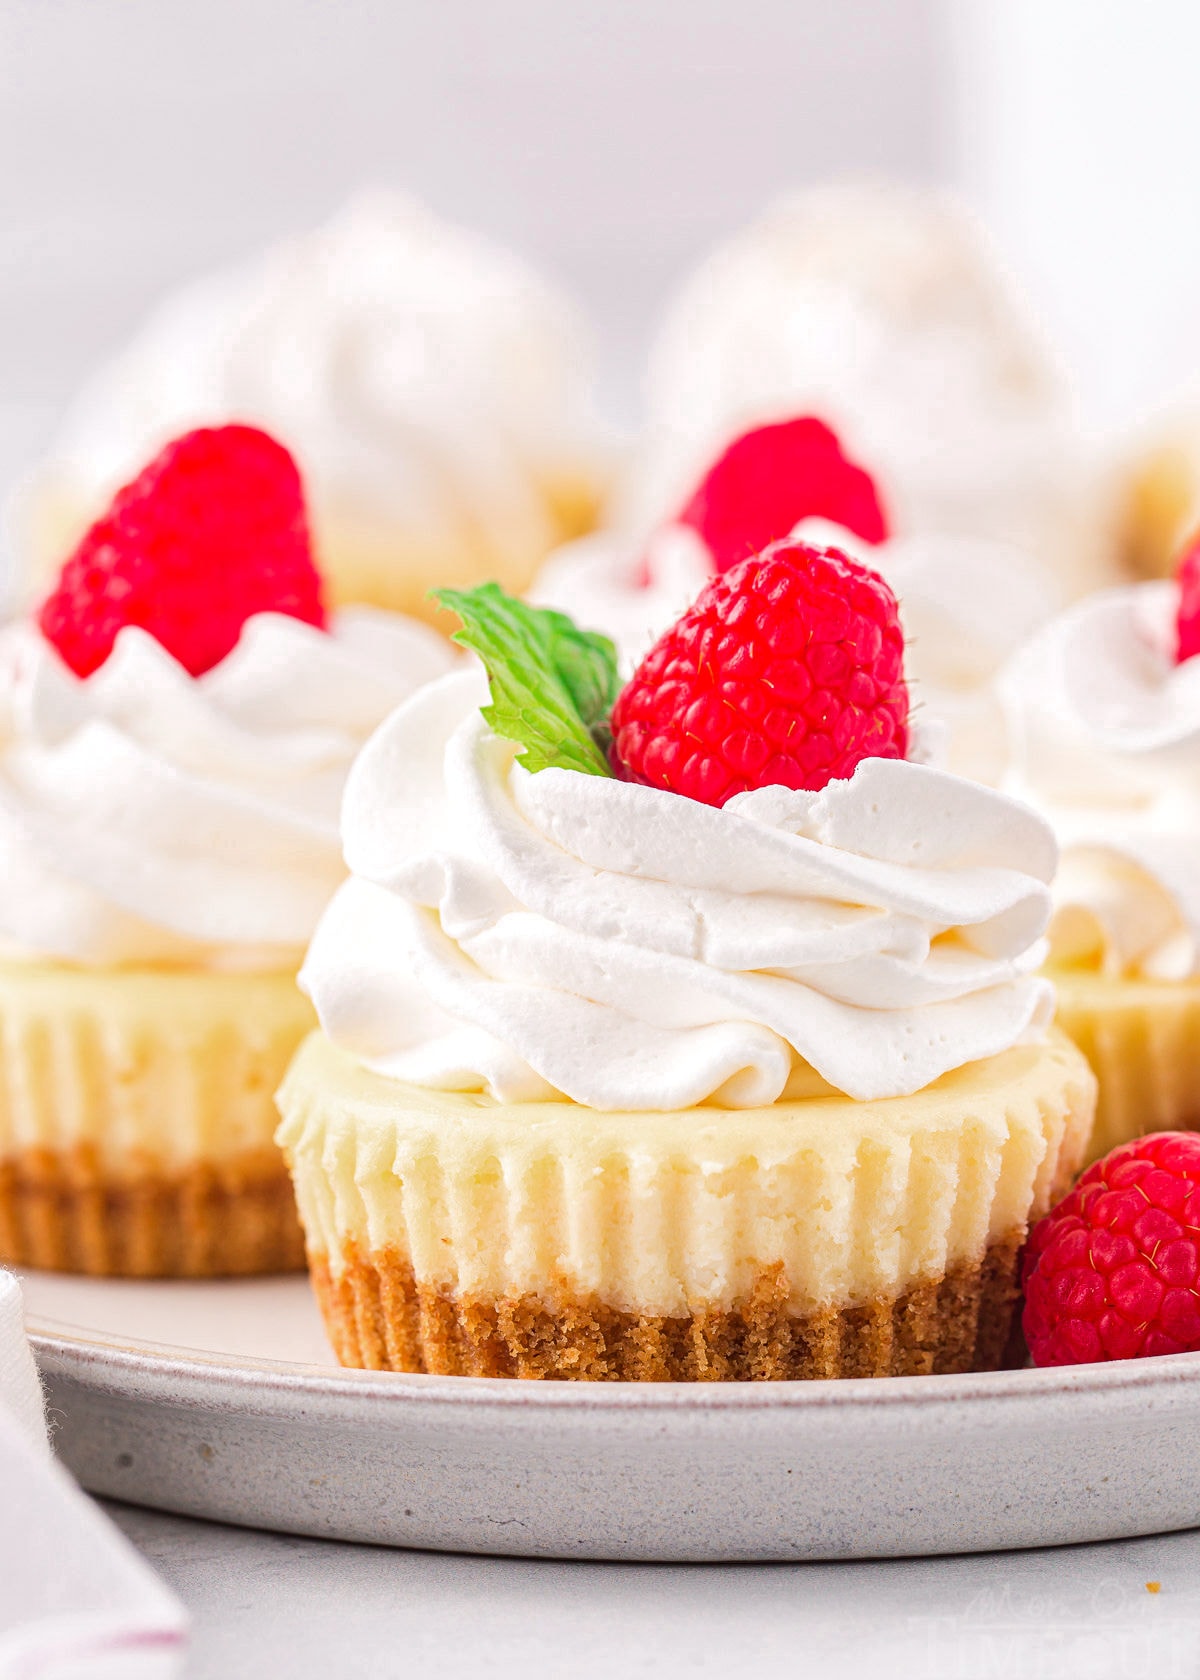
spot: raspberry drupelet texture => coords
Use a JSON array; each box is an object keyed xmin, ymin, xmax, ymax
[
  {"xmin": 1023, "ymin": 1132, "xmax": 1200, "ymax": 1367},
  {"xmin": 39, "ymin": 424, "xmax": 327, "ymax": 679},
  {"xmin": 610, "ymin": 537, "xmax": 909, "ymax": 807},
  {"xmin": 1176, "ymin": 531, "xmax": 1200, "ymax": 663},
  {"xmin": 677, "ymin": 416, "xmax": 889, "ymax": 575}
]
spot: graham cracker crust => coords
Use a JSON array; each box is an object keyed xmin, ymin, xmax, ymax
[
  {"xmin": 0, "ymin": 1145, "xmax": 305, "ymax": 1277},
  {"xmin": 308, "ymin": 1237, "xmax": 1025, "ymax": 1381}
]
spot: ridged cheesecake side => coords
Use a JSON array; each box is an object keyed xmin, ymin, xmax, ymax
[
  {"xmin": 277, "ymin": 1030, "xmax": 1095, "ymax": 1381},
  {"xmin": 1052, "ymin": 967, "xmax": 1200, "ymax": 1164},
  {"xmin": 0, "ymin": 962, "xmax": 314, "ymax": 1276}
]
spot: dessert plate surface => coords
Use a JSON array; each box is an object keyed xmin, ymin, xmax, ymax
[{"xmin": 21, "ymin": 1270, "xmax": 1200, "ymax": 1562}]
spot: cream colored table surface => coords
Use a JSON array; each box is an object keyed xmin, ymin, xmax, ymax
[{"xmin": 106, "ymin": 1500, "xmax": 1199, "ymax": 1680}]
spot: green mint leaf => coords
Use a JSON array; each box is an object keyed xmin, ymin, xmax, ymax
[{"xmin": 435, "ymin": 583, "xmax": 620, "ymax": 777}]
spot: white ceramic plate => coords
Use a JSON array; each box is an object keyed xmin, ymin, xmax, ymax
[{"xmin": 22, "ymin": 1269, "xmax": 1200, "ymax": 1563}]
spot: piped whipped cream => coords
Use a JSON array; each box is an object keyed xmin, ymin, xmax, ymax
[
  {"xmin": 533, "ymin": 516, "xmax": 1057, "ymax": 783},
  {"xmin": 38, "ymin": 192, "xmax": 600, "ymax": 561},
  {"xmin": 302, "ymin": 667, "xmax": 1056, "ymax": 1109},
  {"xmin": 627, "ymin": 183, "xmax": 1110, "ymax": 595},
  {"xmin": 1002, "ymin": 583, "xmax": 1200, "ymax": 980},
  {"xmin": 0, "ymin": 609, "xmax": 454, "ymax": 970}
]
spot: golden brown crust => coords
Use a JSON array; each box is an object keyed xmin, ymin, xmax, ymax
[
  {"xmin": 0, "ymin": 1145, "xmax": 305, "ymax": 1277},
  {"xmin": 308, "ymin": 1236, "xmax": 1026, "ymax": 1381}
]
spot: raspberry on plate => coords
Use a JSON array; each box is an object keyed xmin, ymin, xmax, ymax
[
  {"xmin": 1023, "ymin": 1132, "xmax": 1200, "ymax": 1366},
  {"xmin": 39, "ymin": 424, "xmax": 327, "ymax": 679},
  {"xmin": 677, "ymin": 416, "xmax": 889, "ymax": 575},
  {"xmin": 1176, "ymin": 530, "xmax": 1200, "ymax": 663},
  {"xmin": 610, "ymin": 537, "xmax": 908, "ymax": 806}
]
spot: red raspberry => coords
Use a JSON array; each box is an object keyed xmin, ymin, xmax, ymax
[
  {"xmin": 1023, "ymin": 1132, "xmax": 1200, "ymax": 1367},
  {"xmin": 1175, "ymin": 530, "xmax": 1200, "ymax": 663},
  {"xmin": 677, "ymin": 416, "xmax": 889, "ymax": 575},
  {"xmin": 610, "ymin": 538, "xmax": 909, "ymax": 807},
  {"xmin": 39, "ymin": 424, "xmax": 327, "ymax": 679}
]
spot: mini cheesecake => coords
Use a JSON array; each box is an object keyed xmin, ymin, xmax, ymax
[
  {"xmin": 0, "ymin": 425, "xmax": 454, "ymax": 1275},
  {"xmin": 279, "ymin": 1031, "xmax": 1092, "ymax": 1380},
  {"xmin": 277, "ymin": 550, "xmax": 1095, "ymax": 1378}
]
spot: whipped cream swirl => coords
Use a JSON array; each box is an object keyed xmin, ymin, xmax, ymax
[
  {"xmin": 0, "ymin": 610, "xmax": 454, "ymax": 970},
  {"xmin": 533, "ymin": 517, "xmax": 1057, "ymax": 783},
  {"xmin": 37, "ymin": 191, "xmax": 600, "ymax": 562},
  {"xmin": 1002, "ymin": 583, "xmax": 1200, "ymax": 980},
  {"xmin": 303, "ymin": 668, "xmax": 1056, "ymax": 1108}
]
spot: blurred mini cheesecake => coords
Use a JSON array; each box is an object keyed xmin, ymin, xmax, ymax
[
  {"xmin": 1000, "ymin": 537, "xmax": 1200, "ymax": 1163},
  {"xmin": 20, "ymin": 192, "xmax": 610, "ymax": 624},
  {"xmin": 628, "ymin": 181, "xmax": 1117, "ymax": 599},
  {"xmin": 0, "ymin": 424, "xmax": 456, "ymax": 1277}
]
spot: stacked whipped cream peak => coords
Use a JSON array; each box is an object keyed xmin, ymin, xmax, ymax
[
  {"xmin": 624, "ymin": 181, "xmax": 1113, "ymax": 598},
  {"xmin": 23, "ymin": 190, "xmax": 604, "ymax": 596},
  {"xmin": 303, "ymin": 538, "xmax": 1058, "ymax": 1111},
  {"xmin": 534, "ymin": 415, "xmax": 1057, "ymax": 783},
  {"xmin": 1000, "ymin": 536, "xmax": 1200, "ymax": 981},
  {"xmin": 0, "ymin": 424, "xmax": 454, "ymax": 970}
]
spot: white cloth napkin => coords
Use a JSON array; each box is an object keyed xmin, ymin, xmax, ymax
[{"xmin": 0, "ymin": 1272, "xmax": 188, "ymax": 1679}]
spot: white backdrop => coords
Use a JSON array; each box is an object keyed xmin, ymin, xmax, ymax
[
  {"xmin": 0, "ymin": 0, "xmax": 942, "ymax": 434},
  {"xmin": 949, "ymin": 0, "xmax": 1200, "ymax": 432},
  {"xmin": 4, "ymin": 0, "xmax": 1200, "ymax": 468}
]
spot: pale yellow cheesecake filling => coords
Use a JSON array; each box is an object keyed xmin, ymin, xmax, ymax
[
  {"xmin": 312, "ymin": 478, "xmax": 603, "ymax": 627},
  {"xmin": 1051, "ymin": 966, "xmax": 1200, "ymax": 1163},
  {"xmin": 0, "ymin": 962, "xmax": 316, "ymax": 1175},
  {"xmin": 277, "ymin": 1029, "xmax": 1094, "ymax": 1318}
]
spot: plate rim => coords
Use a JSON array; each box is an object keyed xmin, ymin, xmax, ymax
[{"xmin": 28, "ymin": 1310, "xmax": 1200, "ymax": 1418}]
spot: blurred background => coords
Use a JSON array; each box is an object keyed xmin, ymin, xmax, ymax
[
  {"xmin": 0, "ymin": 0, "xmax": 939, "ymax": 431},
  {"xmin": 0, "ymin": 0, "xmax": 1189, "ymax": 497},
  {"xmin": 2, "ymin": 0, "xmax": 1197, "ymax": 457}
]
